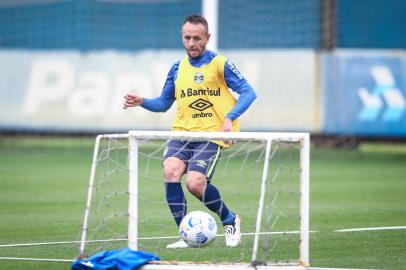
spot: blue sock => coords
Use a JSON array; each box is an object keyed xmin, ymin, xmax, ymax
[
  {"xmin": 200, "ymin": 183, "xmax": 235, "ymax": 226},
  {"xmin": 165, "ymin": 182, "xmax": 187, "ymax": 227}
]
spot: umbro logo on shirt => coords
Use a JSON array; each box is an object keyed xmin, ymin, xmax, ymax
[
  {"xmin": 189, "ymin": 98, "xmax": 213, "ymax": 112},
  {"xmin": 189, "ymin": 98, "xmax": 214, "ymax": 119}
]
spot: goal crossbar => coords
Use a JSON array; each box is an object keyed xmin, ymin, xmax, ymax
[{"xmin": 128, "ymin": 131, "xmax": 308, "ymax": 142}]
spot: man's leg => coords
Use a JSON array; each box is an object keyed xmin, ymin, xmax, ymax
[
  {"xmin": 186, "ymin": 171, "xmax": 241, "ymax": 247},
  {"xmin": 201, "ymin": 182, "xmax": 235, "ymax": 226},
  {"xmin": 201, "ymin": 183, "xmax": 241, "ymax": 247},
  {"xmin": 187, "ymin": 142, "xmax": 241, "ymax": 247},
  {"xmin": 163, "ymin": 157, "xmax": 187, "ymax": 226},
  {"xmin": 187, "ymin": 171, "xmax": 235, "ymax": 222},
  {"xmin": 163, "ymin": 140, "xmax": 191, "ymax": 249}
]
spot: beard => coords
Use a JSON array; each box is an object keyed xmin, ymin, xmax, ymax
[{"xmin": 185, "ymin": 45, "xmax": 206, "ymax": 59}]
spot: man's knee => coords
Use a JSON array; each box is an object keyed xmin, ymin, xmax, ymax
[
  {"xmin": 163, "ymin": 157, "xmax": 185, "ymax": 181},
  {"xmin": 186, "ymin": 172, "xmax": 207, "ymax": 197}
]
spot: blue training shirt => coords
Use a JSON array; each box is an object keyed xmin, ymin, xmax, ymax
[{"xmin": 142, "ymin": 50, "xmax": 256, "ymax": 121}]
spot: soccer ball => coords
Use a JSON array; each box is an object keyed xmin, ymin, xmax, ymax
[{"xmin": 179, "ymin": 211, "xmax": 217, "ymax": 247}]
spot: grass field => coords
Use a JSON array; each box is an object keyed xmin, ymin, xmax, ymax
[{"xmin": 0, "ymin": 136, "xmax": 405, "ymax": 270}]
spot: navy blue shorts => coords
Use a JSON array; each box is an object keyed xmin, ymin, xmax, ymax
[{"xmin": 163, "ymin": 140, "xmax": 222, "ymax": 182}]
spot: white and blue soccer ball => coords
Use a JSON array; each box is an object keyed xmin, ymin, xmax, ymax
[{"xmin": 179, "ymin": 211, "xmax": 217, "ymax": 247}]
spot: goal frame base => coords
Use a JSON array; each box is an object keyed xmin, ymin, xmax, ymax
[{"xmin": 141, "ymin": 261, "xmax": 307, "ymax": 270}]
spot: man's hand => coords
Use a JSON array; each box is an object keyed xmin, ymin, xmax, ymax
[
  {"xmin": 221, "ymin": 118, "xmax": 233, "ymax": 132},
  {"xmin": 221, "ymin": 118, "xmax": 236, "ymax": 146},
  {"xmin": 123, "ymin": 94, "xmax": 143, "ymax": 109}
]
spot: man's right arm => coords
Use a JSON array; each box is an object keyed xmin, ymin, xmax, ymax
[
  {"xmin": 123, "ymin": 62, "xmax": 179, "ymax": 112},
  {"xmin": 141, "ymin": 82, "xmax": 175, "ymax": 112}
]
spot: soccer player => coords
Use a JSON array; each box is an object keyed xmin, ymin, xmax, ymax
[{"xmin": 123, "ymin": 14, "xmax": 256, "ymax": 248}]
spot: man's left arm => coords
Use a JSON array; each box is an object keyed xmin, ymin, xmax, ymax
[{"xmin": 222, "ymin": 60, "xmax": 257, "ymax": 131}]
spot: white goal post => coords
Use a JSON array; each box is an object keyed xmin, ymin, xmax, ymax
[{"xmin": 78, "ymin": 131, "xmax": 310, "ymax": 269}]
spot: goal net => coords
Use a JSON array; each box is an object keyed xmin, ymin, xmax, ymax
[{"xmin": 78, "ymin": 131, "xmax": 310, "ymax": 269}]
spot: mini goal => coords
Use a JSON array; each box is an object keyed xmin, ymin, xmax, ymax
[{"xmin": 78, "ymin": 131, "xmax": 310, "ymax": 270}]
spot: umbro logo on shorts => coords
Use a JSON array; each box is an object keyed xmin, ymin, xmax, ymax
[{"xmin": 196, "ymin": 160, "xmax": 207, "ymax": 168}]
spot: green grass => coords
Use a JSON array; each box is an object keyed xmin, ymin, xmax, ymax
[{"xmin": 0, "ymin": 136, "xmax": 406, "ymax": 269}]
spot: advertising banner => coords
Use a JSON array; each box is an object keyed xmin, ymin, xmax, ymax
[
  {"xmin": 323, "ymin": 51, "xmax": 406, "ymax": 137},
  {"xmin": 0, "ymin": 49, "xmax": 319, "ymax": 133}
]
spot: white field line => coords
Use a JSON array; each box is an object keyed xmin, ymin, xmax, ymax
[
  {"xmin": 0, "ymin": 238, "xmax": 126, "ymax": 248},
  {"xmin": 0, "ymin": 230, "xmax": 318, "ymax": 248},
  {"xmin": 0, "ymin": 257, "xmax": 73, "ymax": 262},
  {"xmin": 335, "ymin": 225, "xmax": 406, "ymax": 233},
  {"xmin": 0, "ymin": 226, "xmax": 404, "ymax": 249}
]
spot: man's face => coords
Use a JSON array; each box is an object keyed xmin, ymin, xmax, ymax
[{"xmin": 181, "ymin": 22, "xmax": 210, "ymax": 59}]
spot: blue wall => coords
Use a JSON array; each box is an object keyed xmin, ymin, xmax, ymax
[
  {"xmin": 3, "ymin": 0, "xmax": 406, "ymax": 50},
  {"xmin": 338, "ymin": 0, "xmax": 406, "ymax": 49},
  {"xmin": 0, "ymin": 0, "xmax": 323, "ymax": 50},
  {"xmin": 218, "ymin": 0, "xmax": 321, "ymax": 49},
  {"xmin": 0, "ymin": 0, "xmax": 201, "ymax": 51}
]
